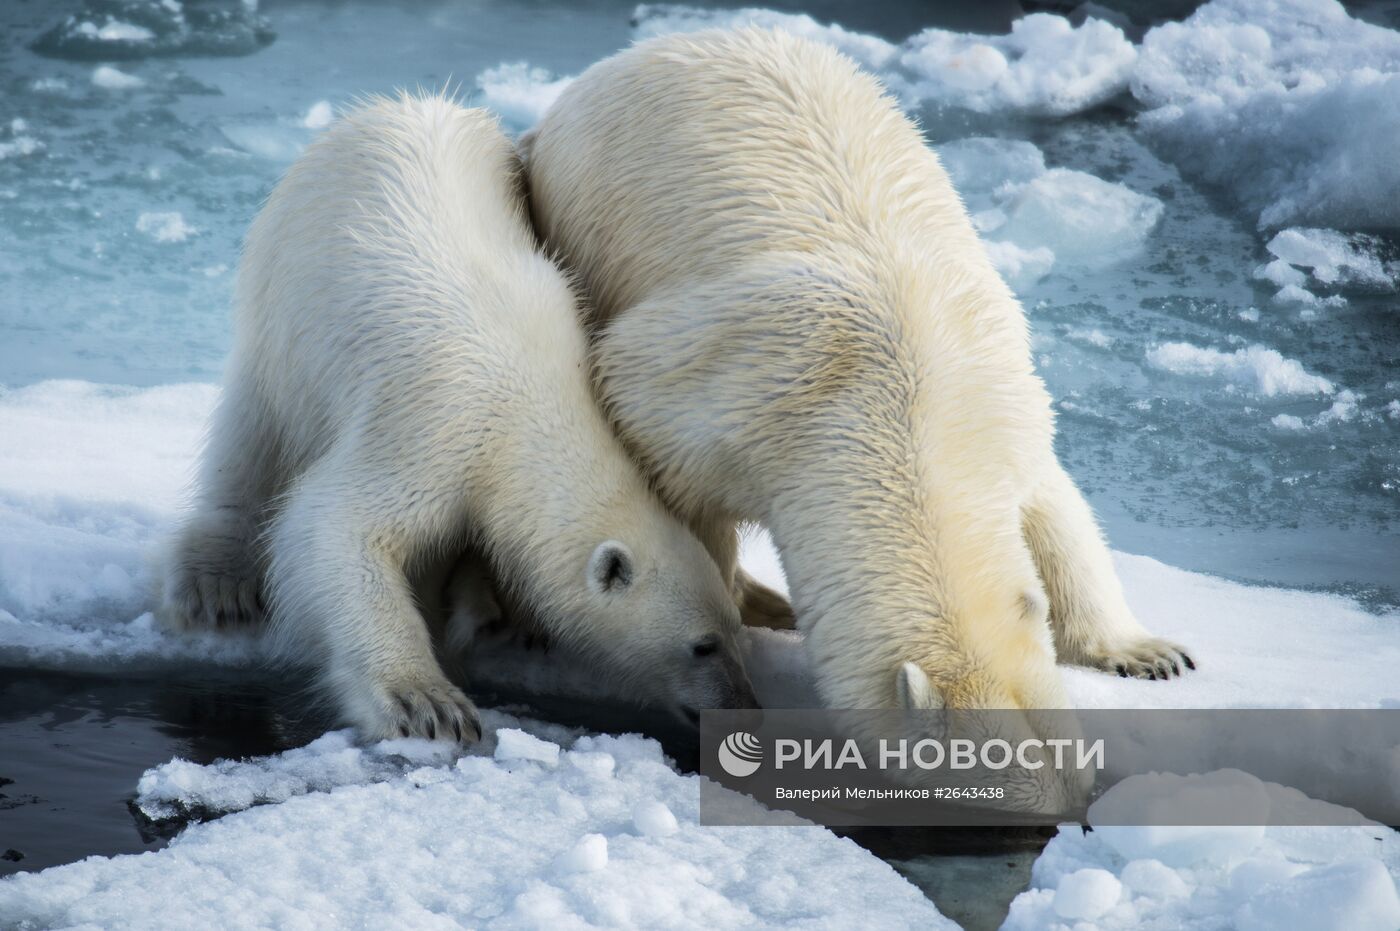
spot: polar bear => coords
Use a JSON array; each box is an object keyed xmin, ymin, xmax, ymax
[
  {"xmin": 165, "ymin": 94, "xmax": 756, "ymax": 742},
  {"xmin": 522, "ymin": 29, "xmax": 1194, "ymax": 717}
]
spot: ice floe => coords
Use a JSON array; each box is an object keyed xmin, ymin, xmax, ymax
[{"xmin": 1146, "ymin": 342, "xmax": 1335, "ymax": 397}]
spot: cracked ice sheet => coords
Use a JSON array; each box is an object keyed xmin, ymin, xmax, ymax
[{"xmin": 0, "ymin": 726, "xmax": 956, "ymax": 930}]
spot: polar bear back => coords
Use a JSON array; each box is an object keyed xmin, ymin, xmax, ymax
[{"xmin": 236, "ymin": 96, "xmax": 584, "ymax": 469}]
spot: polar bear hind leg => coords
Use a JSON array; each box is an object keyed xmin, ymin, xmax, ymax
[
  {"xmin": 165, "ymin": 379, "xmax": 277, "ymax": 630},
  {"xmin": 1022, "ymin": 463, "xmax": 1194, "ymax": 679}
]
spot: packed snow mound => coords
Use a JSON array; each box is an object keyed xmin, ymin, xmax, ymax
[
  {"xmin": 1131, "ymin": 0, "xmax": 1400, "ymax": 231},
  {"xmin": 936, "ymin": 138, "xmax": 1162, "ymax": 290},
  {"xmin": 1003, "ymin": 773, "xmax": 1400, "ymax": 931},
  {"xmin": 1, "ymin": 728, "xmax": 957, "ymax": 930},
  {"xmin": 32, "ymin": 0, "xmax": 273, "ymax": 61},
  {"xmin": 1146, "ymin": 342, "xmax": 1335, "ymax": 397}
]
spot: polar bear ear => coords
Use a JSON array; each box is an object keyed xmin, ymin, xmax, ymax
[
  {"xmin": 895, "ymin": 662, "xmax": 943, "ymax": 711},
  {"xmin": 587, "ymin": 541, "xmax": 635, "ymax": 594}
]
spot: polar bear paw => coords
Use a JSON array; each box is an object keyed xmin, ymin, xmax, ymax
[
  {"xmin": 372, "ymin": 676, "xmax": 482, "ymax": 744},
  {"xmin": 165, "ymin": 511, "xmax": 263, "ymax": 629},
  {"xmin": 1077, "ymin": 636, "xmax": 1195, "ymax": 680}
]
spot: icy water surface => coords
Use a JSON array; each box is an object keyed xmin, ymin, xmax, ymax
[{"xmin": 2, "ymin": 0, "xmax": 1395, "ymax": 601}]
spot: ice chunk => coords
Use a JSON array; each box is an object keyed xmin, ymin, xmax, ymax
[
  {"xmin": 1265, "ymin": 228, "xmax": 1397, "ymax": 291},
  {"xmin": 91, "ymin": 65, "xmax": 143, "ymax": 90},
  {"xmin": 1228, "ymin": 857, "xmax": 1305, "ymax": 900},
  {"xmin": 1132, "ymin": 0, "xmax": 1400, "ymax": 230},
  {"xmin": 900, "ymin": 14, "xmax": 1137, "ymax": 116},
  {"xmin": 1146, "ymin": 342, "xmax": 1335, "ymax": 396},
  {"xmin": 555, "ymin": 833, "xmax": 608, "ymax": 874},
  {"xmin": 218, "ymin": 123, "xmax": 307, "ymax": 162},
  {"xmin": 1054, "ymin": 868, "xmax": 1122, "ymax": 919},
  {"xmin": 32, "ymin": 0, "xmax": 274, "ymax": 61},
  {"xmin": 936, "ymin": 137, "xmax": 1046, "ymax": 203},
  {"xmin": 1088, "ymin": 771, "xmax": 1269, "ymax": 867},
  {"xmin": 632, "ymin": 799, "xmax": 679, "ymax": 838},
  {"xmin": 996, "ymin": 168, "xmax": 1162, "ymax": 268},
  {"xmin": 301, "ymin": 101, "xmax": 333, "ymax": 130},
  {"xmin": 493, "ymin": 727, "xmax": 561, "ymax": 767},
  {"xmin": 632, "ymin": 4, "xmax": 897, "ymax": 70},
  {"xmin": 136, "ymin": 211, "xmax": 197, "ymax": 243},
  {"xmin": 475, "ymin": 63, "xmax": 573, "ymax": 131},
  {"xmin": 983, "ymin": 240, "xmax": 1055, "ymax": 291},
  {"xmin": 1235, "ymin": 859, "xmax": 1400, "ymax": 931}
]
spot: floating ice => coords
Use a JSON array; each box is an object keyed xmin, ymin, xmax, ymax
[
  {"xmin": 936, "ymin": 137, "xmax": 1162, "ymax": 289},
  {"xmin": 136, "ymin": 211, "xmax": 197, "ymax": 243},
  {"xmin": 32, "ymin": 0, "xmax": 274, "ymax": 61},
  {"xmin": 1132, "ymin": 0, "xmax": 1400, "ymax": 230},
  {"xmin": 1146, "ymin": 342, "xmax": 1335, "ymax": 397},
  {"xmin": 1, "ymin": 728, "xmax": 957, "ymax": 929},
  {"xmin": 301, "ymin": 100, "xmax": 333, "ymax": 131},
  {"xmin": 91, "ymin": 65, "xmax": 143, "ymax": 90},
  {"xmin": 1265, "ymin": 228, "xmax": 1397, "ymax": 292},
  {"xmin": 900, "ymin": 14, "xmax": 1137, "ymax": 116},
  {"xmin": 475, "ymin": 63, "xmax": 574, "ymax": 132}
]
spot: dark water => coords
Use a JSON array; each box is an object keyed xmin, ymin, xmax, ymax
[{"xmin": 0, "ymin": 669, "xmax": 1043, "ymax": 930}]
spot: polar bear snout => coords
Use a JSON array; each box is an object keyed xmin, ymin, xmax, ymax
[{"xmin": 671, "ymin": 636, "xmax": 761, "ymax": 725}]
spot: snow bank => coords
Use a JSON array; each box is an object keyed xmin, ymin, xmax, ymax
[
  {"xmin": 2, "ymin": 726, "xmax": 956, "ymax": 929},
  {"xmin": 937, "ymin": 138, "xmax": 1162, "ymax": 290},
  {"xmin": 1003, "ymin": 772, "xmax": 1400, "ymax": 931},
  {"xmin": 1146, "ymin": 342, "xmax": 1335, "ymax": 397},
  {"xmin": 1132, "ymin": 0, "xmax": 1400, "ymax": 231},
  {"xmin": 0, "ymin": 380, "xmax": 261, "ymax": 671}
]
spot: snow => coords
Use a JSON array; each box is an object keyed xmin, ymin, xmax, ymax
[
  {"xmin": 633, "ymin": 800, "xmax": 679, "ymax": 838},
  {"xmin": 1146, "ymin": 342, "xmax": 1335, "ymax": 397},
  {"xmin": 1052, "ymin": 868, "xmax": 1122, "ymax": 920},
  {"xmin": 1131, "ymin": 0, "xmax": 1400, "ymax": 230},
  {"xmin": 136, "ymin": 211, "xmax": 197, "ymax": 243},
  {"xmin": 494, "ymin": 727, "xmax": 562, "ymax": 768},
  {"xmin": 475, "ymin": 63, "xmax": 574, "ymax": 132},
  {"xmin": 555, "ymin": 833, "xmax": 609, "ymax": 874},
  {"xmin": 1003, "ymin": 772, "xmax": 1400, "ymax": 931},
  {"xmin": 0, "ymin": 725, "xmax": 958, "ymax": 929},
  {"xmin": 78, "ymin": 19, "xmax": 156, "ymax": 43},
  {"xmin": 91, "ymin": 65, "xmax": 144, "ymax": 90}
]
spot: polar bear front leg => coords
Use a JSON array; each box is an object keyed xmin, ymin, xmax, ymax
[
  {"xmin": 1022, "ymin": 464, "xmax": 1194, "ymax": 679},
  {"xmin": 268, "ymin": 476, "xmax": 481, "ymax": 744}
]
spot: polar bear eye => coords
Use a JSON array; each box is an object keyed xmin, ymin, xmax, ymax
[{"xmin": 691, "ymin": 635, "xmax": 720, "ymax": 658}]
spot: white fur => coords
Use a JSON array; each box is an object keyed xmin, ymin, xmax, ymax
[
  {"xmin": 523, "ymin": 30, "xmax": 1193, "ymax": 721},
  {"xmin": 165, "ymin": 94, "xmax": 754, "ymax": 742}
]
